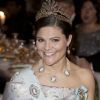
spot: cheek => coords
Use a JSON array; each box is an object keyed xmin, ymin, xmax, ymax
[
  {"xmin": 36, "ymin": 45, "xmax": 44, "ymax": 57},
  {"xmin": 81, "ymin": 10, "xmax": 86, "ymax": 17},
  {"xmin": 36, "ymin": 44, "xmax": 43, "ymax": 56},
  {"xmin": 55, "ymin": 42, "xmax": 67, "ymax": 52},
  {"xmin": 91, "ymin": 11, "xmax": 96, "ymax": 17},
  {"xmin": 36, "ymin": 42, "xmax": 44, "ymax": 50}
]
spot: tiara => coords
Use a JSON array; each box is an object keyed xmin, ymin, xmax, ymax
[{"xmin": 36, "ymin": 0, "xmax": 71, "ymax": 24}]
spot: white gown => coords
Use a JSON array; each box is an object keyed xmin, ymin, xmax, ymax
[{"xmin": 2, "ymin": 67, "xmax": 88, "ymax": 100}]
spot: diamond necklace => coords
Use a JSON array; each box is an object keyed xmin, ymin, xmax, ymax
[{"xmin": 38, "ymin": 59, "xmax": 70, "ymax": 83}]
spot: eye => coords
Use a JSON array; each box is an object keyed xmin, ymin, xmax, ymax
[
  {"xmin": 37, "ymin": 38, "xmax": 44, "ymax": 42},
  {"xmin": 52, "ymin": 38, "xmax": 60, "ymax": 42}
]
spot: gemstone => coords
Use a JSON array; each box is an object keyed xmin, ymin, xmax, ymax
[
  {"xmin": 64, "ymin": 70, "xmax": 70, "ymax": 76},
  {"xmin": 39, "ymin": 67, "xmax": 45, "ymax": 72},
  {"xmin": 29, "ymin": 84, "xmax": 40, "ymax": 98},
  {"xmin": 51, "ymin": 76, "xmax": 56, "ymax": 82}
]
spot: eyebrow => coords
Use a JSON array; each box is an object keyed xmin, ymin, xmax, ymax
[{"xmin": 36, "ymin": 36, "xmax": 61, "ymax": 39}]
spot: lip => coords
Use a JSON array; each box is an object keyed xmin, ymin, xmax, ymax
[{"xmin": 83, "ymin": 15, "xmax": 89, "ymax": 20}]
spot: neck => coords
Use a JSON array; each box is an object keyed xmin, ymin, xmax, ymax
[
  {"xmin": 83, "ymin": 22, "xmax": 96, "ymax": 27},
  {"xmin": 42, "ymin": 57, "xmax": 67, "ymax": 73},
  {"xmin": 82, "ymin": 22, "xmax": 97, "ymax": 32},
  {"xmin": 82, "ymin": 18, "xmax": 97, "ymax": 27}
]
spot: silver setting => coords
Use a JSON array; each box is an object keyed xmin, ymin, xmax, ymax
[
  {"xmin": 39, "ymin": 67, "xmax": 45, "ymax": 72},
  {"xmin": 64, "ymin": 70, "xmax": 70, "ymax": 76},
  {"xmin": 50, "ymin": 76, "xmax": 57, "ymax": 82},
  {"xmin": 29, "ymin": 84, "xmax": 40, "ymax": 98}
]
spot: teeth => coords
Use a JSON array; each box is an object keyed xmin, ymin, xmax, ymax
[{"xmin": 44, "ymin": 53, "xmax": 53, "ymax": 56}]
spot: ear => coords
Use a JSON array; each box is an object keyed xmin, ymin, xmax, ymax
[{"xmin": 66, "ymin": 34, "xmax": 72, "ymax": 47}]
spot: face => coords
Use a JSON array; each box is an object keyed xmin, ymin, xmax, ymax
[
  {"xmin": 58, "ymin": 2, "xmax": 75, "ymax": 16},
  {"xmin": 36, "ymin": 26, "xmax": 72, "ymax": 66},
  {"xmin": 81, "ymin": 1, "xmax": 97, "ymax": 24}
]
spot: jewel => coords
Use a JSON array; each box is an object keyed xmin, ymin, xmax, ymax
[
  {"xmin": 38, "ymin": 59, "xmax": 70, "ymax": 83},
  {"xmin": 29, "ymin": 84, "xmax": 40, "ymax": 98},
  {"xmin": 64, "ymin": 70, "xmax": 70, "ymax": 76},
  {"xmin": 50, "ymin": 76, "xmax": 56, "ymax": 82},
  {"xmin": 39, "ymin": 67, "xmax": 45, "ymax": 72}
]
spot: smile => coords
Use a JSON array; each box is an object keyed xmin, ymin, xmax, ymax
[{"xmin": 44, "ymin": 52, "xmax": 54, "ymax": 56}]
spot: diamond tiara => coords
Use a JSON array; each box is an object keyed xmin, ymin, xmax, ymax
[{"xmin": 36, "ymin": 0, "xmax": 71, "ymax": 24}]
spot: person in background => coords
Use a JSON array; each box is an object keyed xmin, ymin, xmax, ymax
[
  {"xmin": 75, "ymin": 0, "xmax": 100, "ymax": 99},
  {"xmin": 25, "ymin": 0, "xmax": 42, "ymax": 29},
  {"xmin": 57, "ymin": 0, "xmax": 82, "ymax": 30},
  {"xmin": 1, "ymin": 0, "xmax": 33, "ymax": 44},
  {"xmin": 57, "ymin": 0, "xmax": 75, "ymax": 26},
  {"xmin": 3, "ymin": 0, "xmax": 95, "ymax": 100}
]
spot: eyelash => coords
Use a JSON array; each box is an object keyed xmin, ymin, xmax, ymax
[
  {"xmin": 37, "ymin": 39, "xmax": 44, "ymax": 42},
  {"xmin": 36, "ymin": 38, "xmax": 60, "ymax": 43},
  {"xmin": 52, "ymin": 39, "xmax": 60, "ymax": 42}
]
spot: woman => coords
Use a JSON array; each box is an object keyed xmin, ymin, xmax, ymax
[
  {"xmin": 3, "ymin": 0, "xmax": 95, "ymax": 100},
  {"xmin": 75, "ymin": 0, "xmax": 100, "ymax": 68},
  {"xmin": 75, "ymin": 0, "xmax": 100, "ymax": 98}
]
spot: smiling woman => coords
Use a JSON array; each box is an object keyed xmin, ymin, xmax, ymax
[
  {"xmin": 36, "ymin": 26, "xmax": 71, "ymax": 66},
  {"xmin": 3, "ymin": 0, "xmax": 95, "ymax": 100}
]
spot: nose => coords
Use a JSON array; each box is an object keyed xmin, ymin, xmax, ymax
[{"xmin": 44, "ymin": 41, "xmax": 52, "ymax": 50}]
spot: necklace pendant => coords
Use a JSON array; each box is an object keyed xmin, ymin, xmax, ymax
[
  {"xmin": 39, "ymin": 67, "xmax": 45, "ymax": 72},
  {"xmin": 64, "ymin": 70, "xmax": 70, "ymax": 76},
  {"xmin": 50, "ymin": 76, "xmax": 56, "ymax": 82}
]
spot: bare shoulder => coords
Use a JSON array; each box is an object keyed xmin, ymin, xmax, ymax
[
  {"xmin": 79, "ymin": 66, "xmax": 94, "ymax": 85},
  {"xmin": 72, "ymin": 63, "xmax": 95, "ymax": 100},
  {"xmin": 70, "ymin": 62, "xmax": 95, "ymax": 86}
]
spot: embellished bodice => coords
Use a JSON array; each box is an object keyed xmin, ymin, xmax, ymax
[
  {"xmin": 76, "ymin": 29, "xmax": 100, "ymax": 57},
  {"xmin": 41, "ymin": 85, "xmax": 88, "ymax": 100},
  {"xmin": 3, "ymin": 67, "xmax": 88, "ymax": 100}
]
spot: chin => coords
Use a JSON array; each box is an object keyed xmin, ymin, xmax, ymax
[
  {"xmin": 43, "ymin": 59, "xmax": 56, "ymax": 66},
  {"xmin": 45, "ymin": 63, "xmax": 55, "ymax": 66}
]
